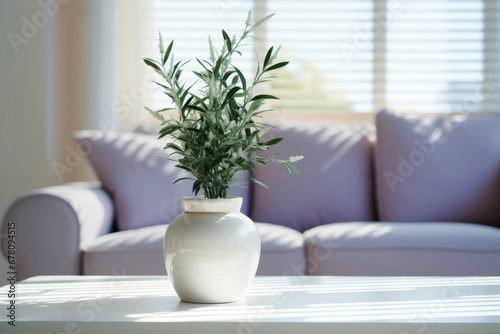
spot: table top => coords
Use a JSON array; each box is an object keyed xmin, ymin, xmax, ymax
[{"xmin": 1, "ymin": 275, "xmax": 499, "ymax": 333}]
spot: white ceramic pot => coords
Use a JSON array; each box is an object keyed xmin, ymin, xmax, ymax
[{"xmin": 163, "ymin": 196, "xmax": 261, "ymax": 303}]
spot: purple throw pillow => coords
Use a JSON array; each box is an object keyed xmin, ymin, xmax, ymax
[{"xmin": 251, "ymin": 121, "xmax": 376, "ymax": 232}]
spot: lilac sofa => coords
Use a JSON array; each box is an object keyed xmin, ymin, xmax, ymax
[{"xmin": 3, "ymin": 110, "xmax": 500, "ymax": 281}]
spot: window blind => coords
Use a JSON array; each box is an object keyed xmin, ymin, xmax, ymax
[
  {"xmin": 143, "ymin": 0, "xmax": 255, "ymax": 112},
  {"xmin": 143, "ymin": 0, "xmax": 499, "ymax": 114},
  {"xmin": 265, "ymin": 0, "xmax": 374, "ymax": 114},
  {"xmin": 385, "ymin": 0, "xmax": 497, "ymax": 113}
]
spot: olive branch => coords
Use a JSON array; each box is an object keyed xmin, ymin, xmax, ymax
[{"xmin": 144, "ymin": 11, "xmax": 303, "ymax": 199}]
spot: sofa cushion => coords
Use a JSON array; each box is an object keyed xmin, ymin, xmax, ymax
[
  {"xmin": 375, "ymin": 109, "xmax": 500, "ymax": 226},
  {"xmin": 83, "ymin": 224, "xmax": 168, "ymax": 275},
  {"xmin": 304, "ymin": 222, "xmax": 500, "ymax": 276},
  {"xmin": 83, "ymin": 222, "xmax": 305, "ymax": 276},
  {"xmin": 256, "ymin": 223, "xmax": 306, "ymax": 275},
  {"xmin": 74, "ymin": 131, "xmax": 250, "ymax": 231},
  {"xmin": 251, "ymin": 121, "xmax": 376, "ymax": 232}
]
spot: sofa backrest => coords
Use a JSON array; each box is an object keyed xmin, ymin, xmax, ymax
[
  {"xmin": 375, "ymin": 109, "xmax": 500, "ymax": 227},
  {"xmin": 76, "ymin": 111, "xmax": 500, "ymax": 232},
  {"xmin": 251, "ymin": 121, "xmax": 377, "ymax": 232}
]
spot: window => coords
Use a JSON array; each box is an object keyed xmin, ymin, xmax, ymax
[
  {"xmin": 385, "ymin": 0, "xmax": 497, "ymax": 113},
  {"xmin": 142, "ymin": 0, "xmax": 500, "ymax": 116}
]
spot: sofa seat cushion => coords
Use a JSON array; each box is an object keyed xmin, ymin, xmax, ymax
[
  {"xmin": 304, "ymin": 222, "xmax": 500, "ymax": 276},
  {"xmin": 252, "ymin": 121, "xmax": 376, "ymax": 232},
  {"xmin": 83, "ymin": 224, "xmax": 167, "ymax": 275},
  {"xmin": 256, "ymin": 223, "xmax": 306, "ymax": 275},
  {"xmin": 375, "ymin": 110, "xmax": 500, "ymax": 226},
  {"xmin": 83, "ymin": 223, "xmax": 305, "ymax": 276}
]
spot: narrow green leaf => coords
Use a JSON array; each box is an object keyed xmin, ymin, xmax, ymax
[
  {"xmin": 172, "ymin": 60, "xmax": 184, "ymax": 76},
  {"xmin": 153, "ymin": 81, "xmax": 170, "ymax": 91},
  {"xmin": 144, "ymin": 57, "xmax": 161, "ymax": 65},
  {"xmin": 185, "ymin": 127, "xmax": 201, "ymax": 133},
  {"xmin": 214, "ymin": 56, "xmax": 223, "ymax": 77},
  {"xmin": 174, "ymin": 164, "xmax": 192, "ymax": 173},
  {"xmin": 228, "ymin": 98, "xmax": 239, "ymax": 119},
  {"xmin": 164, "ymin": 142, "xmax": 183, "ymax": 151},
  {"xmin": 163, "ymin": 41, "xmax": 174, "ymax": 65},
  {"xmin": 237, "ymin": 163, "xmax": 254, "ymax": 172},
  {"xmin": 257, "ymin": 159, "xmax": 267, "ymax": 166},
  {"xmin": 173, "ymin": 177, "xmax": 194, "ymax": 185},
  {"xmin": 156, "ymin": 107, "xmax": 175, "ymax": 112},
  {"xmin": 250, "ymin": 94, "xmax": 279, "ymax": 102},
  {"xmin": 187, "ymin": 105, "xmax": 207, "ymax": 113},
  {"xmin": 216, "ymin": 179, "xmax": 227, "ymax": 187},
  {"xmin": 263, "ymin": 47, "xmax": 273, "ymax": 68},
  {"xmin": 222, "ymin": 86, "xmax": 241, "ymax": 107},
  {"xmin": 246, "ymin": 177, "xmax": 268, "ymax": 189},
  {"xmin": 143, "ymin": 58, "xmax": 161, "ymax": 72},
  {"xmin": 192, "ymin": 179, "xmax": 202, "ymax": 194},
  {"xmin": 196, "ymin": 58, "xmax": 211, "ymax": 72},
  {"xmin": 265, "ymin": 61, "xmax": 289, "ymax": 72},
  {"xmin": 222, "ymin": 29, "xmax": 232, "ymax": 52},
  {"xmin": 283, "ymin": 162, "xmax": 299, "ymax": 174},
  {"xmin": 249, "ymin": 99, "xmax": 264, "ymax": 113},
  {"xmin": 158, "ymin": 132, "xmax": 169, "ymax": 139},
  {"xmin": 181, "ymin": 82, "xmax": 196, "ymax": 104},
  {"xmin": 264, "ymin": 137, "xmax": 283, "ymax": 146},
  {"xmin": 193, "ymin": 71, "xmax": 206, "ymax": 80},
  {"xmin": 160, "ymin": 124, "xmax": 181, "ymax": 134},
  {"xmin": 282, "ymin": 162, "xmax": 292, "ymax": 174},
  {"xmin": 174, "ymin": 69, "xmax": 183, "ymax": 81},
  {"xmin": 232, "ymin": 66, "xmax": 246, "ymax": 91},
  {"xmin": 228, "ymin": 184, "xmax": 247, "ymax": 190},
  {"xmin": 213, "ymin": 154, "xmax": 224, "ymax": 166},
  {"xmin": 164, "ymin": 91, "xmax": 176, "ymax": 100},
  {"xmin": 182, "ymin": 96, "xmax": 194, "ymax": 111},
  {"xmin": 249, "ymin": 129, "xmax": 260, "ymax": 142},
  {"xmin": 223, "ymin": 70, "xmax": 236, "ymax": 81}
]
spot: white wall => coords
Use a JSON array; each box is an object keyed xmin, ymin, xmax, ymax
[
  {"xmin": 0, "ymin": 0, "xmax": 119, "ymax": 280},
  {"xmin": 0, "ymin": 0, "xmax": 58, "ymax": 280}
]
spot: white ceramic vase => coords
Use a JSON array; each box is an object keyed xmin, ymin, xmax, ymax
[{"xmin": 163, "ymin": 196, "xmax": 261, "ymax": 303}]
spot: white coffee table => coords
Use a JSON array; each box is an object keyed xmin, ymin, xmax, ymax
[{"xmin": 1, "ymin": 275, "xmax": 499, "ymax": 333}]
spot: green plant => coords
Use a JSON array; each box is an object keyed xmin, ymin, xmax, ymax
[{"xmin": 144, "ymin": 11, "xmax": 303, "ymax": 199}]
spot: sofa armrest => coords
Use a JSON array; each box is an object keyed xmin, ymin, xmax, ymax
[{"xmin": 1, "ymin": 182, "xmax": 114, "ymax": 280}]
